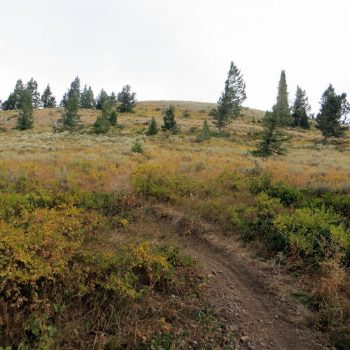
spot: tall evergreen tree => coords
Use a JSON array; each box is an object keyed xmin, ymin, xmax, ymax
[
  {"xmin": 58, "ymin": 77, "xmax": 81, "ymax": 130},
  {"xmin": 2, "ymin": 79, "xmax": 25, "ymax": 110},
  {"xmin": 61, "ymin": 76, "xmax": 80, "ymax": 108},
  {"xmin": 272, "ymin": 70, "xmax": 291, "ymax": 126},
  {"xmin": 96, "ymin": 89, "xmax": 110, "ymax": 110},
  {"xmin": 26, "ymin": 78, "xmax": 41, "ymax": 108},
  {"xmin": 209, "ymin": 61, "xmax": 246, "ymax": 131},
  {"xmin": 16, "ymin": 88, "xmax": 34, "ymax": 130},
  {"xmin": 162, "ymin": 105, "xmax": 178, "ymax": 132},
  {"xmin": 117, "ymin": 85, "xmax": 136, "ymax": 113},
  {"xmin": 80, "ymin": 85, "xmax": 95, "ymax": 109},
  {"xmin": 316, "ymin": 84, "xmax": 349, "ymax": 139},
  {"xmin": 146, "ymin": 117, "xmax": 158, "ymax": 136},
  {"xmin": 41, "ymin": 84, "xmax": 56, "ymax": 108},
  {"xmin": 292, "ymin": 86, "xmax": 310, "ymax": 129},
  {"xmin": 252, "ymin": 111, "xmax": 288, "ymax": 157}
]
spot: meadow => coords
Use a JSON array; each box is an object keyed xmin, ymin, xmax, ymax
[{"xmin": 0, "ymin": 102, "xmax": 350, "ymax": 349}]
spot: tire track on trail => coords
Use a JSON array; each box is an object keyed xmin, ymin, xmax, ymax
[{"xmin": 153, "ymin": 204, "xmax": 333, "ymax": 350}]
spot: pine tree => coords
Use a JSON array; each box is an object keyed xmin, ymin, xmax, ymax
[
  {"xmin": 58, "ymin": 77, "xmax": 81, "ymax": 130},
  {"xmin": 162, "ymin": 105, "xmax": 178, "ymax": 132},
  {"xmin": 41, "ymin": 85, "xmax": 56, "ymax": 108},
  {"xmin": 2, "ymin": 79, "xmax": 25, "ymax": 110},
  {"xmin": 16, "ymin": 89, "xmax": 33, "ymax": 130},
  {"xmin": 94, "ymin": 102, "xmax": 111, "ymax": 133},
  {"xmin": 292, "ymin": 86, "xmax": 310, "ymax": 129},
  {"xmin": 109, "ymin": 110, "xmax": 118, "ymax": 126},
  {"xmin": 117, "ymin": 85, "xmax": 136, "ymax": 113},
  {"xmin": 26, "ymin": 78, "xmax": 41, "ymax": 108},
  {"xmin": 316, "ymin": 84, "xmax": 349, "ymax": 140},
  {"xmin": 96, "ymin": 89, "xmax": 110, "ymax": 110},
  {"xmin": 80, "ymin": 85, "xmax": 95, "ymax": 109},
  {"xmin": 146, "ymin": 117, "xmax": 158, "ymax": 135},
  {"xmin": 197, "ymin": 120, "xmax": 211, "ymax": 141},
  {"xmin": 209, "ymin": 61, "xmax": 246, "ymax": 131},
  {"xmin": 61, "ymin": 76, "xmax": 80, "ymax": 108},
  {"xmin": 252, "ymin": 112, "xmax": 288, "ymax": 157},
  {"xmin": 272, "ymin": 70, "xmax": 291, "ymax": 126}
]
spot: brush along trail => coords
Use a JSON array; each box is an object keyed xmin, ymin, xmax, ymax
[{"xmin": 151, "ymin": 204, "xmax": 332, "ymax": 350}]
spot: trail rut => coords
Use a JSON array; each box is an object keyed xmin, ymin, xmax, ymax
[{"xmin": 154, "ymin": 204, "xmax": 332, "ymax": 350}]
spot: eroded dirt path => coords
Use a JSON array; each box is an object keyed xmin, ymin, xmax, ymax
[{"xmin": 153, "ymin": 204, "xmax": 332, "ymax": 350}]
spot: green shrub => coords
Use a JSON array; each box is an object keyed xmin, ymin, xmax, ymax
[
  {"xmin": 267, "ymin": 183, "xmax": 303, "ymax": 207},
  {"xmin": 131, "ymin": 141, "xmax": 143, "ymax": 153},
  {"xmin": 274, "ymin": 207, "xmax": 350, "ymax": 266}
]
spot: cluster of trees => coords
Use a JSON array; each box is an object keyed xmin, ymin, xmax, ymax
[
  {"xmin": 1, "ymin": 79, "xmax": 56, "ymax": 111},
  {"xmin": 1, "ymin": 77, "xmax": 136, "ymax": 131},
  {"xmin": 1, "ymin": 68, "xmax": 348, "ymax": 145},
  {"xmin": 207, "ymin": 62, "xmax": 349, "ymax": 157},
  {"xmin": 255, "ymin": 71, "xmax": 349, "ymax": 156}
]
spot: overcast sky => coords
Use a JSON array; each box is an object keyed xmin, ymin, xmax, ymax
[{"xmin": 1, "ymin": 0, "xmax": 349, "ymax": 112}]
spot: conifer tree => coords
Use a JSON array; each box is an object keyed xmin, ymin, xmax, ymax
[
  {"xmin": 80, "ymin": 85, "xmax": 95, "ymax": 109},
  {"xmin": 58, "ymin": 77, "xmax": 81, "ymax": 130},
  {"xmin": 162, "ymin": 105, "xmax": 178, "ymax": 132},
  {"xmin": 252, "ymin": 112, "xmax": 288, "ymax": 157},
  {"xmin": 209, "ymin": 61, "xmax": 246, "ymax": 131},
  {"xmin": 146, "ymin": 117, "xmax": 158, "ymax": 135},
  {"xmin": 61, "ymin": 76, "xmax": 80, "ymax": 108},
  {"xmin": 292, "ymin": 86, "xmax": 310, "ymax": 129},
  {"xmin": 2, "ymin": 79, "xmax": 25, "ymax": 110},
  {"xmin": 26, "ymin": 78, "xmax": 41, "ymax": 108},
  {"xmin": 96, "ymin": 89, "xmax": 110, "ymax": 110},
  {"xmin": 94, "ymin": 102, "xmax": 111, "ymax": 133},
  {"xmin": 109, "ymin": 110, "xmax": 118, "ymax": 126},
  {"xmin": 41, "ymin": 84, "xmax": 56, "ymax": 108},
  {"xmin": 197, "ymin": 120, "xmax": 211, "ymax": 141},
  {"xmin": 117, "ymin": 85, "xmax": 136, "ymax": 113},
  {"xmin": 16, "ymin": 89, "xmax": 34, "ymax": 130},
  {"xmin": 316, "ymin": 84, "xmax": 349, "ymax": 140},
  {"xmin": 272, "ymin": 70, "xmax": 291, "ymax": 126}
]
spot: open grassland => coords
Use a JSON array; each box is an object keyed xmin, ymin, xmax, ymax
[{"xmin": 0, "ymin": 102, "xmax": 350, "ymax": 349}]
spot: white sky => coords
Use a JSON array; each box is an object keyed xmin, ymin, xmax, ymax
[{"xmin": 1, "ymin": 0, "xmax": 349, "ymax": 112}]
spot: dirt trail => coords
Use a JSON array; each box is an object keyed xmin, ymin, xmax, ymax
[{"xmin": 153, "ymin": 204, "xmax": 333, "ymax": 350}]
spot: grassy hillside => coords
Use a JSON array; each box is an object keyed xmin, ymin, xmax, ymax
[{"xmin": 0, "ymin": 102, "xmax": 349, "ymax": 349}]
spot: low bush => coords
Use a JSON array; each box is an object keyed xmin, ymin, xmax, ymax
[{"xmin": 274, "ymin": 207, "xmax": 350, "ymax": 267}]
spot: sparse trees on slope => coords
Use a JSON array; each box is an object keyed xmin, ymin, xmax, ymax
[
  {"xmin": 2, "ymin": 79, "xmax": 25, "ymax": 110},
  {"xmin": 292, "ymin": 86, "xmax": 310, "ymax": 129},
  {"xmin": 146, "ymin": 117, "xmax": 158, "ymax": 136},
  {"xmin": 252, "ymin": 111, "xmax": 288, "ymax": 157},
  {"xmin": 41, "ymin": 85, "xmax": 56, "ymax": 108},
  {"xmin": 58, "ymin": 77, "xmax": 81, "ymax": 130},
  {"xmin": 16, "ymin": 88, "xmax": 33, "ymax": 130},
  {"xmin": 162, "ymin": 105, "xmax": 178, "ymax": 132},
  {"xmin": 209, "ymin": 61, "xmax": 246, "ymax": 131},
  {"xmin": 80, "ymin": 85, "xmax": 95, "ymax": 109},
  {"xmin": 26, "ymin": 78, "xmax": 41, "ymax": 108},
  {"xmin": 272, "ymin": 70, "xmax": 291, "ymax": 126},
  {"xmin": 316, "ymin": 84, "xmax": 349, "ymax": 140},
  {"xmin": 117, "ymin": 85, "xmax": 136, "ymax": 113}
]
